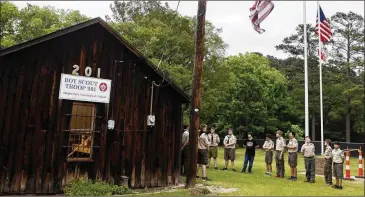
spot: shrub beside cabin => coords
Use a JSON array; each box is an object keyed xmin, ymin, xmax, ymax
[{"xmin": 0, "ymin": 17, "xmax": 190, "ymax": 194}]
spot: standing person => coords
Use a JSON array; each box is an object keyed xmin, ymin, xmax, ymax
[
  {"xmin": 323, "ymin": 139, "xmax": 333, "ymax": 186},
  {"xmin": 241, "ymin": 132, "xmax": 259, "ymax": 173},
  {"xmin": 332, "ymin": 141, "xmax": 345, "ymax": 190},
  {"xmin": 197, "ymin": 124, "xmax": 210, "ymax": 181},
  {"xmin": 287, "ymin": 132, "xmax": 298, "ymax": 181},
  {"xmin": 263, "ymin": 134, "xmax": 275, "ymax": 176},
  {"xmin": 275, "ymin": 130, "xmax": 286, "ymax": 178},
  {"xmin": 221, "ymin": 128, "xmax": 237, "ymax": 171},
  {"xmin": 181, "ymin": 125, "xmax": 190, "ymax": 175},
  {"xmin": 301, "ymin": 136, "xmax": 316, "ymax": 183},
  {"xmin": 207, "ymin": 126, "xmax": 220, "ymax": 169}
]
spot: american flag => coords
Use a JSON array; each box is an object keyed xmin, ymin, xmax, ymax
[
  {"xmin": 315, "ymin": 5, "xmax": 332, "ymax": 61},
  {"xmin": 249, "ymin": 0, "xmax": 274, "ymax": 34}
]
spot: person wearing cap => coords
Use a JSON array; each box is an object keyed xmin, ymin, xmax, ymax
[
  {"xmin": 332, "ymin": 141, "xmax": 345, "ymax": 190},
  {"xmin": 275, "ymin": 130, "xmax": 286, "ymax": 178},
  {"xmin": 197, "ymin": 124, "xmax": 210, "ymax": 181},
  {"xmin": 207, "ymin": 126, "xmax": 220, "ymax": 170},
  {"xmin": 181, "ymin": 125, "xmax": 190, "ymax": 175},
  {"xmin": 301, "ymin": 136, "xmax": 316, "ymax": 183},
  {"xmin": 323, "ymin": 139, "xmax": 333, "ymax": 186},
  {"xmin": 286, "ymin": 132, "xmax": 298, "ymax": 181},
  {"xmin": 262, "ymin": 134, "xmax": 275, "ymax": 176},
  {"xmin": 222, "ymin": 128, "xmax": 237, "ymax": 171}
]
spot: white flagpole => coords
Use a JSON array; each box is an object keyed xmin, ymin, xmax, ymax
[
  {"xmin": 303, "ymin": 1, "xmax": 309, "ymax": 138},
  {"xmin": 317, "ymin": 1, "xmax": 324, "ymax": 154}
]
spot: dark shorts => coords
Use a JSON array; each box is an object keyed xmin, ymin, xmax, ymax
[
  {"xmin": 333, "ymin": 163, "xmax": 344, "ymax": 179},
  {"xmin": 265, "ymin": 151, "xmax": 273, "ymax": 164},
  {"xmin": 198, "ymin": 149, "xmax": 208, "ymax": 165},
  {"xmin": 224, "ymin": 148, "xmax": 235, "ymax": 161},
  {"xmin": 288, "ymin": 152, "xmax": 298, "ymax": 167},
  {"xmin": 208, "ymin": 146, "xmax": 218, "ymax": 158}
]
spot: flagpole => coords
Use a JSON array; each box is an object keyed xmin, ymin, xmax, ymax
[
  {"xmin": 303, "ymin": 1, "xmax": 309, "ymax": 138},
  {"xmin": 317, "ymin": 1, "xmax": 324, "ymax": 154}
]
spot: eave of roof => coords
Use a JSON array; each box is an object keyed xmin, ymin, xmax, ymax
[{"xmin": 0, "ymin": 17, "xmax": 191, "ymax": 103}]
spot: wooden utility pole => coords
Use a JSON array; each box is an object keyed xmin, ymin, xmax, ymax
[{"xmin": 185, "ymin": 0, "xmax": 207, "ymax": 188}]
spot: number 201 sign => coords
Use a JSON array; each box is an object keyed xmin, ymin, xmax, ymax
[{"xmin": 72, "ymin": 65, "xmax": 101, "ymax": 78}]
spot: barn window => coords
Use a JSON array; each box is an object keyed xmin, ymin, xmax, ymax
[{"xmin": 66, "ymin": 102, "xmax": 96, "ymax": 162}]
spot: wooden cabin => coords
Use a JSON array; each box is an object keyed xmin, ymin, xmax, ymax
[{"xmin": 0, "ymin": 17, "xmax": 190, "ymax": 194}]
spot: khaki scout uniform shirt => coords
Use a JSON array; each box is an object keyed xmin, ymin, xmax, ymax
[
  {"xmin": 323, "ymin": 146, "xmax": 332, "ymax": 159},
  {"xmin": 207, "ymin": 133, "xmax": 220, "ymax": 147},
  {"xmin": 332, "ymin": 148, "xmax": 345, "ymax": 164},
  {"xmin": 263, "ymin": 140, "xmax": 274, "ymax": 151},
  {"xmin": 301, "ymin": 143, "xmax": 315, "ymax": 157},
  {"xmin": 287, "ymin": 138, "xmax": 298, "ymax": 152},
  {"xmin": 198, "ymin": 133, "xmax": 209, "ymax": 150},
  {"xmin": 182, "ymin": 130, "xmax": 189, "ymax": 145},
  {"xmin": 275, "ymin": 137, "xmax": 286, "ymax": 151},
  {"xmin": 223, "ymin": 135, "xmax": 236, "ymax": 149}
]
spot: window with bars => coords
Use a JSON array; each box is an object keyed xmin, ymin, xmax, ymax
[{"xmin": 66, "ymin": 102, "xmax": 96, "ymax": 162}]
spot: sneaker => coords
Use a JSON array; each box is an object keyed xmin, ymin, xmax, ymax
[
  {"xmin": 275, "ymin": 175, "xmax": 281, "ymax": 178},
  {"xmin": 215, "ymin": 167, "xmax": 218, "ymax": 170},
  {"xmin": 221, "ymin": 168, "xmax": 227, "ymax": 171},
  {"xmin": 202, "ymin": 177, "xmax": 206, "ymax": 181},
  {"xmin": 196, "ymin": 176, "xmax": 200, "ymax": 178},
  {"xmin": 241, "ymin": 169, "xmax": 246, "ymax": 173},
  {"xmin": 326, "ymin": 182, "xmax": 332, "ymax": 186},
  {"xmin": 232, "ymin": 168, "xmax": 236, "ymax": 172},
  {"xmin": 206, "ymin": 166, "xmax": 210, "ymax": 169},
  {"xmin": 287, "ymin": 176, "xmax": 293, "ymax": 180},
  {"xmin": 292, "ymin": 177, "xmax": 297, "ymax": 181},
  {"xmin": 332, "ymin": 185, "xmax": 339, "ymax": 189},
  {"xmin": 264, "ymin": 172, "xmax": 269, "ymax": 176},
  {"xmin": 338, "ymin": 186, "xmax": 343, "ymax": 190}
]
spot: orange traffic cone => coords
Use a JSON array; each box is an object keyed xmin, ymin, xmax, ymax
[
  {"xmin": 355, "ymin": 146, "xmax": 364, "ymax": 178},
  {"xmin": 344, "ymin": 147, "xmax": 354, "ymax": 180}
]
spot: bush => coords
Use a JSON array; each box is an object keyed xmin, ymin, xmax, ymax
[
  {"xmin": 284, "ymin": 124, "xmax": 304, "ymax": 140},
  {"xmin": 63, "ymin": 179, "xmax": 131, "ymax": 196}
]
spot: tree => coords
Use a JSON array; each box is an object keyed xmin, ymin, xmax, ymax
[
  {"xmin": 329, "ymin": 12, "xmax": 364, "ymax": 142},
  {"xmin": 0, "ymin": 2, "xmax": 90, "ymax": 48},
  {"xmin": 221, "ymin": 53, "xmax": 291, "ymax": 138},
  {"xmin": 0, "ymin": 1, "xmax": 20, "ymax": 47}
]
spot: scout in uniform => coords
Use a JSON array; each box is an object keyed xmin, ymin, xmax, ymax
[
  {"xmin": 207, "ymin": 126, "xmax": 220, "ymax": 169},
  {"xmin": 262, "ymin": 134, "xmax": 274, "ymax": 176},
  {"xmin": 323, "ymin": 139, "xmax": 333, "ymax": 186},
  {"xmin": 301, "ymin": 136, "xmax": 316, "ymax": 183},
  {"xmin": 221, "ymin": 128, "xmax": 237, "ymax": 171},
  {"xmin": 287, "ymin": 132, "xmax": 298, "ymax": 181},
  {"xmin": 241, "ymin": 132, "xmax": 259, "ymax": 173},
  {"xmin": 181, "ymin": 125, "xmax": 190, "ymax": 175},
  {"xmin": 275, "ymin": 130, "xmax": 286, "ymax": 178},
  {"xmin": 197, "ymin": 124, "xmax": 210, "ymax": 181},
  {"xmin": 332, "ymin": 141, "xmax": 345, "ymax": 190}
]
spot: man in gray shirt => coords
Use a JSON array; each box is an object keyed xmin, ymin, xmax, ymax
[{"xmin": 181, "ymin": 125, "xmax": 189, "ymax": 175}]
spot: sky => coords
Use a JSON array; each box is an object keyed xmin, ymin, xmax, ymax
[{"xmin": 12, "ymin": 1, "xmax": 365, "ymax": 59}]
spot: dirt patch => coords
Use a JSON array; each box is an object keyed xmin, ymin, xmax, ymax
[
  {"xmin": 129, "ymin": 184, "xmax": 238, "ymax": 196},
  {"xmin": 188, "ymin": 184, "xmax": 239, "ymax": 196}
]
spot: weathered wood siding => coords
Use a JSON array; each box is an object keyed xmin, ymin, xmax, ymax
[{"xmin": 0, "ymin": 23, "xmax": 185, "ymax": 194}]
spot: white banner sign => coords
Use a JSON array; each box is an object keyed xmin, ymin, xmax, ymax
[{"xmin": 59, "ymin": 73, "xmax": 112, "ymax": 103}]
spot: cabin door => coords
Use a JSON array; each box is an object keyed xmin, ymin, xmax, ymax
[{"xmin": 64, "ymin": 102, "xmax": 96, "ymax": 183}]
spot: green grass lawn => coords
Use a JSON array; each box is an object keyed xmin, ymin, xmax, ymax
[{"xmin": 135, "ymin": 147, "xmax": 365, "ymax": 196}]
